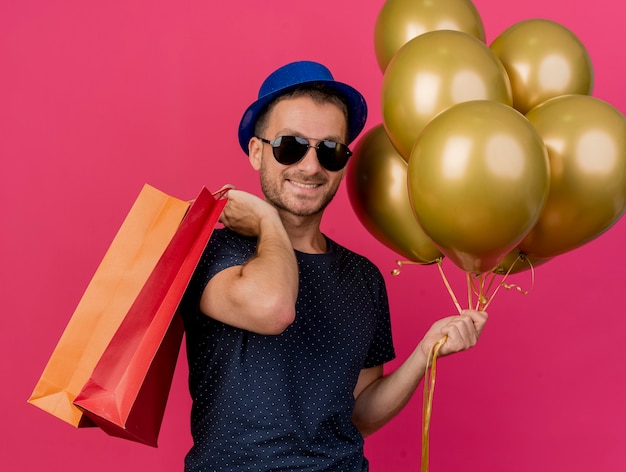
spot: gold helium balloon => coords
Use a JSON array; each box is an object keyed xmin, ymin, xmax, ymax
[
  {"xmin": 519, "ymin": 94, "xmax": 626, "ymax": 258},
  {"xmin": 346, "ymin": 125, "xmax": 442, "ymax": 264},
  {"xmin": 374, "ymin": 0, "xmax": 485, "ymax": 73},
  {"xmin": 408, "ymin": 100, "xmax": 550, "ymax": 274},
  {"xmin": 382, "ymin": 30, "xmax": 512, "ymax": 161},
  {"xmin": 490, "ymin": 19, "xmax": 593, "ymax": 114}
]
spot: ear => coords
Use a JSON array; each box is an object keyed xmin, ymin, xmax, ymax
[{"xmin": 248, "ymin": 137, "xmax": 263, "ymax": 171}]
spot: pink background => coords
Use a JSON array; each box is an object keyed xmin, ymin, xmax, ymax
[{"xmin": 2, "ymin": 0, "xmax": 625, "ymax": 470}]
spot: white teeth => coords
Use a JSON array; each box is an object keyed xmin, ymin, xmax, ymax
[{"xmin": 291, "ymin": 181, "xmax": 318, "ymax": 189}]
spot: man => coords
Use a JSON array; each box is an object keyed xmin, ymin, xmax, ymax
[{"xmin": 181, "ymin": 60, "xmax": 487, "ymax": 471}]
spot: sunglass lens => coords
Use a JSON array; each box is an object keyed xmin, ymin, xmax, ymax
[
  {"xmin": 318, "ymin": 141, "xmax": 350, "ymax": 171},
  {"xmin": 273, "ymin": 136, "xmax": 309, "ymax": 165}
]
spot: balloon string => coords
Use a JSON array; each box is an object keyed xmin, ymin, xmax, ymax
[
  {"xmin": 397, "ymin": 255, "xmax": 534, "ymax": 312},
  {"xmin": 391, "ymin": 259, "xmax": 440, "ymax": 276},
  {"xmin": 464, "ymin": 253, "xmax": 536, "ymax": 311},
  {"xmin": 437, "ymin": 261, "xmax": 463, "ymax": 315},
  {"xmin": 466, "ymin": 272, "xmax": 497, "ymax": 311},
  {"xmin": 482, "ymin": 273, "xmax": 497, "ymax": 304},
  {"xmin": 421, "ymin": 336, "xmax": 447, "ymax": 472},
  {"xmin": 468, "ymin": 274, "xmax": 483, "ymax": 310},
  {"xmin": 466, "ymin": 272, "xmax": 489, "ymax": 310},
  {"xmin": 493, "ymin": 257, "xmax": 536, "ymax": 301},
  {"xmin": 392, "ymin": 260, "xmax": 418, "ymax": 276},
  {"xmin": 483, "ymin": 253, "xmax": 534, "ymax": 310},
  {"xmin": 467, "ymin": 273, "xmax": 473, "ymax": 311}
]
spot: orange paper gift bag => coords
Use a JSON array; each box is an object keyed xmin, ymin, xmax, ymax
[
  {"xmin": 73, "ymin": 186, "xmax": 225, "ymax": 446},
  {"xmin": 28, "ymin": 184, "xmax": 191, "ymax": 427}
]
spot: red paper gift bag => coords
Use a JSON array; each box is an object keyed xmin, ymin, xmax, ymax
[
  {"xmin": 29, "ymin": 184, "xmax": 191, "ymax": 427},
  {"xmin": 73, "ymin": 186, "xmax": 226, "ymax": 446}
]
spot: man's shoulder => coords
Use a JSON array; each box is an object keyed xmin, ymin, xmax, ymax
[
  {"xmin": 210, "ymin": 227, "xmax": 256, "ymax": 248},
  {"xmin": 327, "ymin": 237, "xmax": 382, "ymax": 273}
]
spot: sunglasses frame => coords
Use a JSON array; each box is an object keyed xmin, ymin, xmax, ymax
[{"xmin": 256, "ymin": 135, "xmax": 353, "ymax": 172}]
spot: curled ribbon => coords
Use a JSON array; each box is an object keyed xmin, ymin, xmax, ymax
[{"xmin": 421, "ymin": 336, "xmax": 447, "ymax": 472}]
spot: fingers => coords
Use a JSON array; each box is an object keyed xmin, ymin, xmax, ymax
[
  {"xmin": 461, "ymin": 309, "xmax": 488, "ymax": 337},
  {"xmin": 440, "ymin": 321, "xmax": 476, "ymax": 351},
  {"xmin": 216, "ymin": 188, "xmax": 274, "ymax": 237},
  {"xmin": 439, "ymin": 309, "xmax": 488, "ymax": 354},
  {"xmin": 213, "ymin": 184, "xmax": 235, "ymax": 200},
  {"xmin": 214, "ymin": 185, "xmax": 235, "ymax": 226}
]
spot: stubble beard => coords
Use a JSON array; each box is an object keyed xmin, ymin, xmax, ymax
[{"xmin": 259, "ymin": 165, "xmax": 339, "ymax": 218}]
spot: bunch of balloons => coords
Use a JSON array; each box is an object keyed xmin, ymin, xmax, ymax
[{"xmin": 347, "ymin": 0, "xmax": 626, "ymax": 306}]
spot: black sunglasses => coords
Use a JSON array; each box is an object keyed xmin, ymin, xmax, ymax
[{"xmin": 257, "ymin": 135, "xmax": 353, "ymax": 172}]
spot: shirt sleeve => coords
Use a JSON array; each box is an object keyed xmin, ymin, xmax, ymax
[
  {"xmin": 362, "ymin": 267, "xmax": 396, "ymax": 368},
  {"xmin": 181, "ymin": 228, "xmax": 256, "ymax": 314}
]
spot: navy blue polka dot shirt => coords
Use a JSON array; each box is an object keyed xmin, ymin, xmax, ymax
[{"xmin": 181, "ymin": 228, "xmax": 396, "ymax": 471}]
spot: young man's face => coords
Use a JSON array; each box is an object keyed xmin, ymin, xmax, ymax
[{"xmin": 249, "ymin": 95, "xmax": 349, "ymax": 218}]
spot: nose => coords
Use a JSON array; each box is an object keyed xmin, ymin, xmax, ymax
[{"xmin": 296, "ymin": 144, "xmax": 324, "ymax": 172}]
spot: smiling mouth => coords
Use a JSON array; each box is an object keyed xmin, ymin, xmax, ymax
[{"xmin": 289, "ymin": 180, "xmax": 322, "ymax": 189}]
